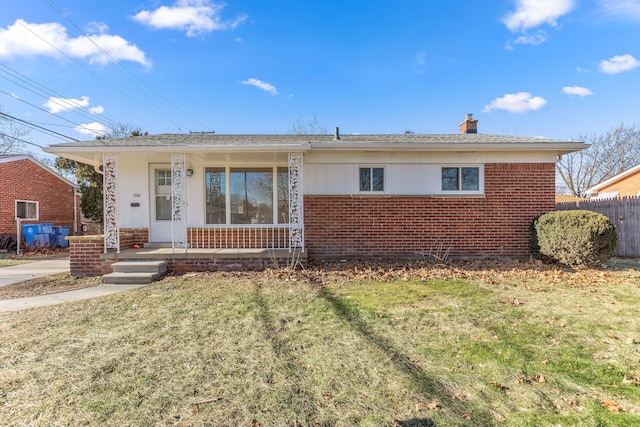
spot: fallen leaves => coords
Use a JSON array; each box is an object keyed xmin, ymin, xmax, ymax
[
  {"xmin": 489, "ymin": 381, "xmax": 509, "ymax": 392},
  {"xmin": 622, "ymin": 375, "xmax": 640, "ymax": 385},
  {"xmin": 601, "ymin": 399, "xmax": 623, "ymax": 412},
  {"xmin": 272, "ymin": 258, "xmax": 640, "ymax": 290}
]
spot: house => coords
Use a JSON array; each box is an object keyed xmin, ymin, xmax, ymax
[
  {"xmin": 584, "ymin": 164, "xmax": 640, "ymax": 199},
  {"xmin": 0, "ymin": 155, "xmax": 80, "ymax": 250},
  {"xmin": 43, "ymin": 115, "xmax": 586, "ymax": 276}
]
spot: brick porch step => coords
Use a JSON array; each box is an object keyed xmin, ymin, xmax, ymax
[{"xmin": 102, "ymin": 260, "xmax": 167, "ymax": 284}]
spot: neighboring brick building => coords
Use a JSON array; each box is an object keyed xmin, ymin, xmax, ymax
[
  {"xmin": 0, "ymin": 155, "xmax": 79, "ymax": 244},
  {"xmin": 44, "ymin": 115, "xmax": 587, "ymax": 275},
  {"xmin": 584, "ymin": 164, "xmax": 640, "ymax": 199}
]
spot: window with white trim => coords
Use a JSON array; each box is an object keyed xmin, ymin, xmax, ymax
[
  {"xmin": 205, "ymin": 167, "xmax": 289, "ymax": 225},
  {"xmin": 441, "ymin": 167, "xmax": 481, "ymax": 192},
  {"xmin": 359, "ymin": 166, "xmax": 385, "ymax": 192},
  {"xmin": 16, "ymin": 200, "xmax": 38, "ymax": 219}
]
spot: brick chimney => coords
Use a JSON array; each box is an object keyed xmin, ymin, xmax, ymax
[{"xmin": 459, "ymin": 113, "xmax": 478, "ymax": 134}]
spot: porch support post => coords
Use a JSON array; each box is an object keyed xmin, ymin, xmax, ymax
[
  {"xmin": 103, "ymin": 152, "xmax": 120, "ymax": 253},
  {"xmin": 288, "ymin": 152, "xmax": 304, "ymax": 252},
  {"xmin": 171, "ymin": 153, "xmax": 188, "ymax": 253}
]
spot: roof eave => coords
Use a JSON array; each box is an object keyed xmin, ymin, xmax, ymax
[
  {"xmin": 585, "ymin": 163, "xmax": 640, "ymax": 193},
  {"xmin": 310, "ymin": 142, "xmax": 588, "ymax": 154}
]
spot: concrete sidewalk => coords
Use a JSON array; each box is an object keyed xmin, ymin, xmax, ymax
[
  {"xmin": 0, "ymin": 257, "xmax": 70, "ymax": 287},
  {"xmin": 0, "ymin": 284, "xmax": 145, "ymax": 313},
  {"xmin": 0, "ymin": 257, "xmax": 145, "ymax": 313}
]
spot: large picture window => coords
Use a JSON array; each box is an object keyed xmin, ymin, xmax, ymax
[
  {"xmin": 205, "ymin": 167, "xmax": 289, "ymax": 225},
  {"xmin": 231, "ymin": 168, "xmax": 273, "ymax": 224},
  {"xmin": 16, "ymin": 200, "xmax": 38, "ymax": 219},
  {"xmin": 441, "ymin": 167, "xmax": 480, "ymax": 192}
]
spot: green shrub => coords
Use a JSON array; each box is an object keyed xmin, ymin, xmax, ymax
[{"xmin": 531, "ymin": 210, "xmax": 617, "ymax": 267}]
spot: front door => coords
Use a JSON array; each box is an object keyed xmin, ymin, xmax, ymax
[{"xmin": 149, "ymin": 165, "xmax": 173, "ymax": 242}]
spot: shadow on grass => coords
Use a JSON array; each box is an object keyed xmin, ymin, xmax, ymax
[
  {"xmin": 252, "ymin": 283, "xmax": 319, "ymax": 422},
  {"xmin": 605, "ymin": 257, "xmax": 640, "ymax": 271},
  {"xmin": 319, "ymin": 286, "xmax": 496, "ymax": 426}
]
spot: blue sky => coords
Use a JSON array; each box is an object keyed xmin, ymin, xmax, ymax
[{"xmin": 0, "ymin": 0, "xmax": 639, "ymax": 152}]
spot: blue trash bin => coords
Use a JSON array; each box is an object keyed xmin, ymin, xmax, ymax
[
  {"xmin": 22, "ymin": 224, "xmax": 56, "ymax": 247},
  {"xmin": 39, "ymin": 223, "xmax": 54, "ymax": 234},
  {"xmin": 33, "ymin": 233, "xmax": 50, "ymax": 246},
  {"xmin": 50, "ymin": 226, "xmax": 70, "ymax": 247},
  {"xmin": 21, "ymin": 224, "xmax": 39, "ymax": 247}
]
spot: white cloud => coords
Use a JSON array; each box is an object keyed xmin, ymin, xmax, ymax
[
  {"xmin": 240, "ymin": 78, "xmax": 278, "ymax": 95},
  {"xmin": 89, "ymin": 106, "xmax": 105, "ymax": 114},
  {"xmin": 599, "ymin": 54, "xmax": 640, "ymax": 74},
  {"xmin": 85, "ymin": 21, "xmax": 109, "ymax": 34},
  {"xmin": 599, "ymin": 0, "xmax": 640, "ymax": 19},
  {"xmin": 414, "ymin": 51, "xmax": 427, "ymax": 73},
  {"xmin": 512, "ymin": 31, "xmax": 547, "ymax": 47},
  {"xmin": 43, "ymin": 96, "xmax": 90, "ymax": 114},
  {"xmin": 75, "ymin": 122, "xmax": 107, "ymax": 136},
  {"xmin": 562, "ymin": 86, "xmax": 593, "ymax": 97},
  {"xmin": 133, "ymin": 0, "xmax": 247, "ymax": 37},
  {"xmin": 483, "ymin": 92, "xmax": 547, "ymax": 113},
  {"xmin": 503, "ymin": 0, "xmax": 576, "ymax": 32},
  {"xmin": 0, "ymin": 19, "xmax": 149, "ymax": 66}
]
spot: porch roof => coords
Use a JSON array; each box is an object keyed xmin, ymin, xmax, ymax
[{"xmin": 43, "ymin": 132, "xmax": 586, "ymax": 167}]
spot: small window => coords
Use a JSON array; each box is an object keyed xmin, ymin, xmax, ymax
[
  {"xmin": 16, "ymin": 200, "xmax": 38, "ymax": 219},
  {"xmin": 359, "ymin": 167, "xmax": 384, "ymax": 192},
  {"xmin": 441, "ymin": 167, "xmax": 480, "ymax": 192}
]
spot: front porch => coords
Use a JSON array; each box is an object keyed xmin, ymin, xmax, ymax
[
  {"xmin": 68, "ymin": 233, "xmax": 306, "ymax": 277},
  {"xmin": 102, "ymin": 246, "xmax": 306, "ymax": 273}
]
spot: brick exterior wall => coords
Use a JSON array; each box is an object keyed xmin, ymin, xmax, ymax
[
  {"xmin": 119, "ymin": 228, "xmax": 148, "ymax": 247},
  {"xmin": 595, "ymin": 169, "xmax": 640, "ymax": 197},
  {"xmin": 304, "ymin": 163, "xmax": 556, "ymax": 260},
  {"xmin": 68, "ymin": 236, "xmax": 112, "ymax": 277},
  {"xmin": 0, "ymin": 158, "xmax": 79, "ymax": 235}
]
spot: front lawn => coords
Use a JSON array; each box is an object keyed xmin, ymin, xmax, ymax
[{"xmin": 1, "ymin": 260, "xmax": 639, "ymax": 426}]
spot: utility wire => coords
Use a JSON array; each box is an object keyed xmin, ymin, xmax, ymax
[
  {"xmin": 43, "ymin": 0, "xmax": 212, "ymax": 132},
  {"xmin": 0, "ymin": 89, "xmax": 100, "ymax": 137},
  {"xmin": 0, "ymin": 63, "xmax": 123, "ymax": 129},
  {"xmin": 0, "ymin": 131, "xmax": 46, "ymax": 148},
  {"xmin": 0, "ymin": 111, "xmax": 78, "ymax": 142},
  {"xmin": 0, "ymin": 5, "xmax": 187, "ymax": 133}
]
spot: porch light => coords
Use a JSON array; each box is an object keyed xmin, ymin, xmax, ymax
[{"xmin": 186, "ymin": 168, "xmax": 194, "ymax": 176}]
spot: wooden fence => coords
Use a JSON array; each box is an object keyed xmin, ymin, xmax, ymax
[{"xmin": 557, "ymin": 196, "xmax": 640, "ymax": 257}]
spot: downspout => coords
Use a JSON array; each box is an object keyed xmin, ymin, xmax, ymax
[{"xmin": 73, "ymin": 189, "xmax": 80, "ymax": 234}]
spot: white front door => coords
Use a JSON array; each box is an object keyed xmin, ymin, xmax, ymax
[{"xmin": 149, "ymin": 165, "xmax": 173, "ymax": 242}]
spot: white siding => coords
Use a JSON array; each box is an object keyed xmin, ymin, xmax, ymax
[{"xmin": 303, "ymin": 150, "xmax": 554, "ymax": 195}]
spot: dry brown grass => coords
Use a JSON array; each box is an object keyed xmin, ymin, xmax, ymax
[
  {"xmin": 1, "ymin": 259, "xmax": 639, "ymax": 426},
  {"xmin": 0, "ymin": 273, "xmax": 100, "ymax": 300}
]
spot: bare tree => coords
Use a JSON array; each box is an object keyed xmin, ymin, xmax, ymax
[
  {"xmin": 0, "ymin": 106, "xmax": 29, "ymax": 155},
  {"xmin": 288, "ymin": 114, "xmax": 327, "ymax": 135},
  {"xmin": 96, "ymin": 123, "xmax": 146, "ymax": 139},
  {"xmin": 557, "ymin": 124, "xmax": 640, "ymax": 197}
]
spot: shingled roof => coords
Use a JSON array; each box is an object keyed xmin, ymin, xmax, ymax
[{"xmin": 46, "ymin": 132, "xmax": 576, "ymax": 149}]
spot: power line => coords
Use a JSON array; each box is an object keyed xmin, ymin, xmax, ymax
[
  {"xmin": 0, "ymin": 131, "xmax": 46, "ymax": 149},
  {"xmin": 0, "ymin": 111, "xmax": 78, "ymax": 142},
  {"xmin": 0, "ymin": 64, "xmax": 122, "ymax": 130},
  {"xmin": 0, "ymin": 5, "xmax": 188, "ymax": 133},
  {"xmin": 0, "ymin": 89, "xmax": 100, "ymax": 137},
  {"xmin": 43, "ymin": 0, "xmax": 212, "ymax": 132}
]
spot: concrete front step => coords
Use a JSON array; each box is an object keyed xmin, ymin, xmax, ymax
[
  {"xmin": 111, "ymin": 260, "xmax": 168, "ymax": 274},
  {"xmin": 102, "ymin": 272, "xmax": 161, "ymax": 285},
  {"xmin": 103, "ymin": 260, "xmax": 168, "ymax": 284}
]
